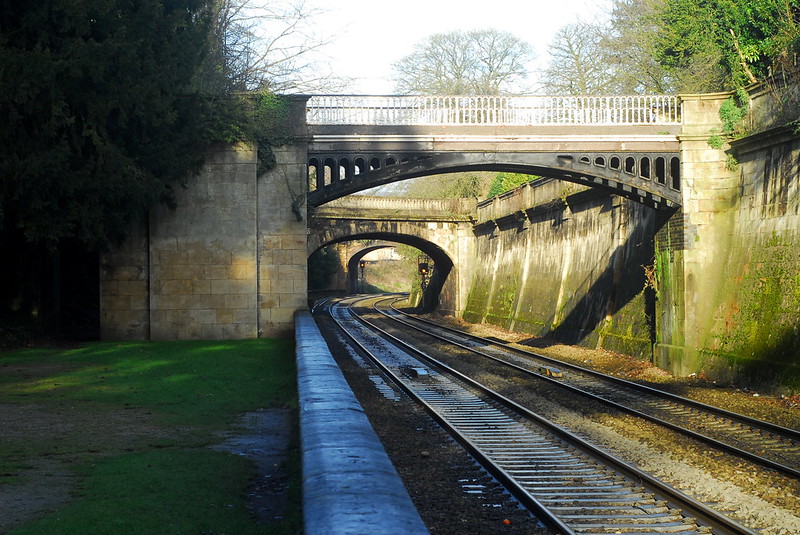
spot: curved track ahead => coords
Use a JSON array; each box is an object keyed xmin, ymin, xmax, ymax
[{"xmin": 324, "ymin": 295, "xmax": 766, "ymax": 535}]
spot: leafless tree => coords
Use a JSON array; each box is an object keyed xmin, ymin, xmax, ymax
[
  {"xmin": 199, "ymin": 0, "xmax": 342, "ymax": 94},
  {"xmin": 393, "ymin": 29, "xmax": 534, "ymax": 95},
  {"xmin": 541, "ymin": 21, "xmax": 613, "ymax": 95},
  {"xmin": 540, "ymin": 0, "xmax": 719, "ymax": 95}
]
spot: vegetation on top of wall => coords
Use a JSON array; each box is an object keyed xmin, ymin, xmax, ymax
[
  {"xmin": 708, "ymin": 88, "xmax": 748, "ymax": 146},
  {"xmin": 250, "ymin": 92, "xmax": 294, "ymax": 175},
  {"xmin": 486, "ymin": 173, "xmax": 538, "ymax": 199},
  {"xmin": 199, "ymin": 91, "xmax": 295, "ymax": 176},
  {"xmin": 707, "ymin": 88, "xmax": 750, "ymax": 170},
  {"xmin": 719, "ymin": 88, "xmax": 751, "ymax": 136},
  {"xmin": 401, "ymin": 171, "xmax": 542, "ymax": 201},
  {"xmin": 401, "ymin": 172, "xmax": 495, "ymax": 199}
]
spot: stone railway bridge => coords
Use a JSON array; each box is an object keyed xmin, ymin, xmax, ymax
[
  {"xmin": 100, "ymin": 88, "xmax": 800, "ymax": 384},
  {"xmin": 309, "ymin": 195, "xmax": 477, "ymax": 315},
  {"xmin": 321, "ymin": 240, "xmax": 402, "ymax": 295}
]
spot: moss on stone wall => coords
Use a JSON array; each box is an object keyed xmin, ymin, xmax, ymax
[
  {"xmin": 596, "ymin": 294, "xmax": 654, "ymax": 358},
  {"xmin": 652, "ymin": 207, "xmax": 688, "ymax": 373},
  {"xmin": 465, "ymin": 192, "xmax": 657, "ymax": 359},
  {"xmin": 485, "ymin": 278, "xmax": 517, "ymax": 330},
  {"xmin": 705, "ymin": 231, "xmax": 800, "ymax": 390},
  {"xmin": 687, "ymin": 126, "xmax": 800, "ymax": 392},
  {"xmin": 463, "ymin": 273, "xmax": 492, "ymax": 324}
]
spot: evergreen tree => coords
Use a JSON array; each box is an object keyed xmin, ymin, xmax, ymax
[
  {"xmin": 0, "ymin": 1, "xmax": 227, "ymax": 339},
  {"xmin": 0, "ymin": 0, "xmax": 217, "ymax": 250},
  {"xmin": 599, "ymin": 0, "xmax": 800, "ymax": 93},
  {"xmin": 655, "ymin": 0, "xmax": 800, "ymax": 89}
]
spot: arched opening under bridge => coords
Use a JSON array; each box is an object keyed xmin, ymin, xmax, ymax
[
  {"xmin": 308, "ymin": 153, "xmax": 681, "ymax": 211},
  {"xmin": 347, "ymin": 245, "xmax": 397, "ymax": 294},
  {"xmin": 309, "ymin": 233, "xmax": 454, "ymax": 313}
]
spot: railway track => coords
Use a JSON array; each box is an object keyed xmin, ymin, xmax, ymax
[
  {"xmin": 370, "ymin": 296, "xmax": 800, "ymax": 481},
  {"xmin": 325, "ymin": 295, "xmax": 761, "ymax": 535}
]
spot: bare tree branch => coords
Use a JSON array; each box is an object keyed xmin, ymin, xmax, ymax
[
  {"xmin": 540, "ymin": 21, "xmax": 614, "ymax": 95},
  {"xmin": 198, "ymin": 0, "xmax": 345, "ymax": 94},
  {"xmin": 392, "ymin": 29, "xmax": 534, "ymax": 95}
]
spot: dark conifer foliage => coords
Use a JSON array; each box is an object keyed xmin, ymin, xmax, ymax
[
  {"xmin": 0, "ymin": 0, "xmax": 215, "ymax": 249},
  {"xmin": 0, "ymin": 1, "xmax": 217, "ymax": 341}
]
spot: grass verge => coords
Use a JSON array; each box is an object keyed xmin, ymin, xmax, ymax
[{"xmin": 0, "ymin": 339, "xmax": 299, "ymax": 535}]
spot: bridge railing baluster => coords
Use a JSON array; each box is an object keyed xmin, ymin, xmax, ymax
[{"xmin": 305, "ymin": 94, "xmax": 682, "ymax": 126}]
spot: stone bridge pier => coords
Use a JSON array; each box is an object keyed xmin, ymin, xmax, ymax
[{"xmin": 100, "ymin": 97, "xmax": 310, "ymax": 339}]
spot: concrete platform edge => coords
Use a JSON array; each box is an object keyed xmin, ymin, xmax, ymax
[{"xmin": 295, "ymin": 310, "xmax": 429, "ymax": 535}]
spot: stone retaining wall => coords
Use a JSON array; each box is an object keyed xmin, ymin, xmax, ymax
[
  {"xmin": 464, "ymin": 180, "xmax": 658, "ymax": 358},
  {"xmin": 692, "ymin": 126, "xmax": 800, "ymax": 390}
]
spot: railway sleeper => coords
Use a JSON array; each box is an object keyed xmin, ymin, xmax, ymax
[
  {"xmin": 546, "ymin": 502, "xmax": 668, "ymax": 513},
  {"xmin": 510, "ymin": 467, "xmax": 607, "ymax": 475},
  {"xmin": 530, "ymin": 486, "xmax": 636, "ymax": 495},
  {"xmin": 446, "ymin": 413, "xmax": 516, "ymax": 419},
  {"xmin": 568, "ymin": 516, "xmax": 689, "ymax": 526},
  {"xmin": 540, "ymin": 502, "xmax": 663, "ymax": 512},
  {"xmin": 487, "ymin": 453, "xmax": 576, "ymax": 460},
  {"xmin": 486, "ymin": 458, "xmax": 584, "ymax": 465},
  {"xmin": 477, "ymin": 443, "xmax": 563, "ymax": 451},
  {"xmin": 569, "ymin": 524, "xmax": 698, "ymax": 534},
  {"xmin": 487, "ymin": 448, "xmax": 581, "ymax": 454},
  {"xmin": 525, "ymin": 483, "xmax": 633, "ymax": 492},
  {"xmin": 537, "ymin": 497, "xmax": 659, "ymax": 507},
  {"xmin": 515, "ymin": 474, "xmax": 622, "ymax": 482},
  {"xmin": 537, "ymin": 496, "xmax": 657, "ymax": 508},
  {"xmin": 506, "ymin": 462, "xmax": 594, "ymax": 469},
  {"xmin": 572, "ymin": 524, "xmax": 696, "ymax": 533},
  {"xmin": 559, "ymin": 511, "xmax": 683, "ymax": 522},
  {"xmin": 549, "ymin": 475, "xmax": 627, "ymax": 483}
]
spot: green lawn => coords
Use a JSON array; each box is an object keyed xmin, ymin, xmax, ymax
[{"xmin": 0, "ymin": 339, "xmax": 300, "ymax": 535}]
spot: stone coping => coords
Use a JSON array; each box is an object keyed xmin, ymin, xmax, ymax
[{"xmin": 295, "ymin": 310, "xmax": 428, "ymax": 534}]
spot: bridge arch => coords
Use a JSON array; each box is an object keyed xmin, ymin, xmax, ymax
[
  {"xmin": 309, "ymin": 196, "xmax": 476, "ymax": 315},
  {"xmin": 310, "ymin": 231, "xmax": 454, "ymax": 312},
  {"xmin": 306, "ymin": 94, "xmax": 682, "ymax": 210},
  {"xmin": 308, "ymin": 152, "xmax": 681, "ymax": 210}
]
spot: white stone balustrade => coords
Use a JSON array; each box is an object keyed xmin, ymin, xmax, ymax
[{"xmin": 307, "ymin": 95, "xmax": 682, "ymax": 126}]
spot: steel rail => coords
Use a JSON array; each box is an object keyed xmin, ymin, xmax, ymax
[
  {"xmin": 334, "ymin": 296, "xmax": 759, "ymax": 535},
  {"xmin": 375, "ymin": 298, "xmax": 800, "ymax": 480},
  {"xmin": 386, "ymin": 299, "xmax": 800, "ymax": 440},
  {"xmin": 327, "ymin": 297, "xmax": 576, "ymax": 534}
]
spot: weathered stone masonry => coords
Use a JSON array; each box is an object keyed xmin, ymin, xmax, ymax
[
  {"xmin": 308, "ymin": 196, "xmax": 477, "ymax": 317},
  {"xmin": 464, "ymin": 90, "xmax": 800, "ymax": 390},
  {"xmin": 463, "ymin": 179, "xmax": 658, "ymax": 359},
  {"xmin": 100, "ymin": 98, "xmax": 309, "ymax": 340}
]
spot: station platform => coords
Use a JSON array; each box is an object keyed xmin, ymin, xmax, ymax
[{"xmin": 295, "ymin": 310, "xmax": 429, "ymax": 534}]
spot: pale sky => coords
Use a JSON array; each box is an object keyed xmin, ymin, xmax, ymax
[{"xmin": 307, "ymin": 0, "xmax": 611, "ymax": 94}]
